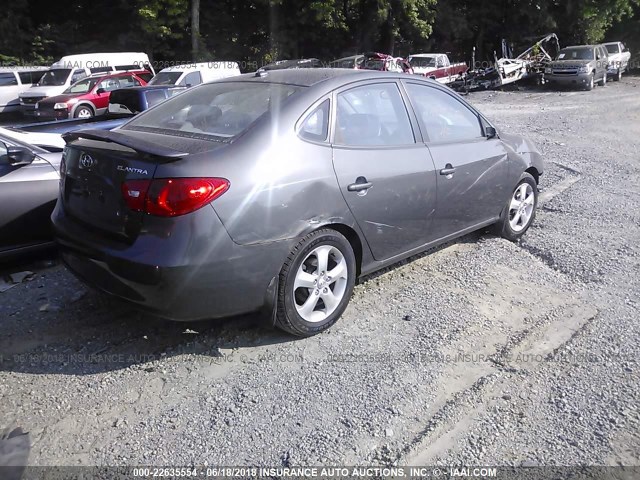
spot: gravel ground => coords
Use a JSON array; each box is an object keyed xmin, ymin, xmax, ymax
[{"xmin": 1, "ymin": 77, "xmax": 639, "ymax": 468}]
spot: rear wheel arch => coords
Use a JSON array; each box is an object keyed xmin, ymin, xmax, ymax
[{"xmin": 314, "ymin": 223, "xmax": 364, "ymax": 277}]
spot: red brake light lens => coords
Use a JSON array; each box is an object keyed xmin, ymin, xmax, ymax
[{"xmin": 121, "ymin": 178, "xmax": 229, "ymax": 217}]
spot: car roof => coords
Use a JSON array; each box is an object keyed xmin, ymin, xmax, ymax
[
  {"xmin": 228, "ymin": 68, "xmax": 379, "ymax": 87},
  {"xmin": 563, "ymin": 45, "xmax": 597, "ymax": 49}
]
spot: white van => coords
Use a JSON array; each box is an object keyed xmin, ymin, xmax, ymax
[
  {"xmin": 0, "ymin": 67, "xmax": 49, "ymax": 113},
  {"xmin": 19, "ymin": 52, "xmax": 154, "ymax": 115},
  {"xmin": 148, "ymin": 62, "xmax": 241, "ymax": 87}
]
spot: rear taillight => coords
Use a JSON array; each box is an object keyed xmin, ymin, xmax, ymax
[{"xmin": 121, "ymin": 178, "xmax": 229, "ymax": 217}]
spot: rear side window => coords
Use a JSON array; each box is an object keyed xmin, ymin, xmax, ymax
[
  {"xmin": 299, "ymin": 100, "xmax": 329, "ymax": 142},
  {"xmin": 405, "ymin": 83, "xmax": 482, "ymax": 143},
  {"xmin": 71, "ymin": 69, "xmax": 87, "ymax": 83},
  {"xmin": 0, "ymin": 73, "xmax": 18, "ymax": 86},
  {"xmin": 335, "ymin": 82, "xmax": 414, "ymax": 146},
  {"xmin": 123, "ymin": 82, "xmax": 303, "ymax": 140}
]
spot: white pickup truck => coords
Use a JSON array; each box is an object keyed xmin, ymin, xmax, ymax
[
  {"xmin": 407, "ymin": 53, "xmax": 468, "ymax": 84},
  {"xmin": 604, "ymin": 41, "xmax": 631, "ymax": 81}
]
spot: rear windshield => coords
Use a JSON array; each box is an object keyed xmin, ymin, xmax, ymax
[
  {"xmin": 148, "ymin": 72, "xmax": 183, "ymax": 85},
  {"xmin": 39, "ymin": 69, "xmax": 71, "ymax": 86},
  {"xmin": 556, "ymin": 48, "xmax": 594, "ymax": 61},
  {"xmin": 122, "ymin": 82, "xmax": 303, "ymax": 140}
]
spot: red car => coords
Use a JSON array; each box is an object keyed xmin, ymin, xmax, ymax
[{"xmin": 34, "ymin": 71, "xmax": 150, "ymax": 120}]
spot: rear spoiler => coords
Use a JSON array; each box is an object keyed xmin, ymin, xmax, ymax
[{"xmin": 62, "ymin": 129, "xmax": 187, "ymax": 159}]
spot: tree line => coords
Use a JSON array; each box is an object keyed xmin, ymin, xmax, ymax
[{"xmin": 1, "ymin": 0, "xmax": 638, "ymax": 69}]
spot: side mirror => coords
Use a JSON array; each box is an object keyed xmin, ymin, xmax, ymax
[
  {"xmin": 0, "ymin": 142, "xmax": 35, "ymax": 166},
  {"xmin": 485, "ymin": 126, "xmax": 497, "ymax": 139},
  {"xmin": 96, "ymin": 88, "xmax": 106, "ymax": 95}
]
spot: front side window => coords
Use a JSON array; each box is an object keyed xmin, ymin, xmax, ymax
[
  {"xmin": 335, "ymin": 82, "xmax": 414, "ymax": 146},
  {"xmin": 123, "ymin": 82, "xmax": 303, "ymax": 140},
  {"xmin": 405, "ymin": 83, "xmax": 482, "ymax": 143},
  {"xmin": 180, "ymin": 71, "xmax": 203, "ymax": 87},
  {"xmin": 0, "ymin": 73, "xmax": 18, "ymax": 86},
  {"xmin": 605, "ymin": 44, "xmax": 619, "ymax": 54},
  {"xmin": 299, "ymin": 100, "xmax": 329, "ymax": 142}
]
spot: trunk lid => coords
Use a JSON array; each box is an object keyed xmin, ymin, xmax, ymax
[{"xmin": 61, "ymin": 129, "xmax": 188, "ymax": 240}]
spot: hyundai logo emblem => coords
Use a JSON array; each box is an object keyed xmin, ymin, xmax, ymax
[{"xmin": 79, "ymin": 153, "xmax": 96, "ymax": 169}]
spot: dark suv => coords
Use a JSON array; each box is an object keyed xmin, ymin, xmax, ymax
[{"xmin": 545, "ymin": 45, "xmax": 609, "ymax": 91}]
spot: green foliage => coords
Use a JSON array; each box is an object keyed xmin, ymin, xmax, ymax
[{"xmin": 0, "ymin": 0, "xmax": 637, "ymax": 67}]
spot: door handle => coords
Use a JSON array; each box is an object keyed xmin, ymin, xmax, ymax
[
  {"xmin": 347, "ymin": 176, "xmax": 373, "ymax": 192},
  {"xmin": 440, "ymin": 164, "xmax": 456, "ymax": 176}
]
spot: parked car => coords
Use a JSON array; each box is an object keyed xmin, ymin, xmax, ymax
[
  {"xmin": 107, "ymin": 85, "xmax": 185, "ymax": 115},
  {"xmin": 0, "ymin": 67, "xmax": 48, "ymax": 113},
  {"xmin": 603, "ymin": 41, "xmax": 631, "ymax": 81},
  {"xmin": 0, "ymin": 127, "xmax": 66, "ymax": 152},
  {"xmin": 148, "ymin": 62, "xmax": 241, "ymax": 87},
  {"xmin": 19, "ymin": 52, "xmax": 154, "ymax": 116},
  {"xmin": 330, "ymin": 53, "xmax": 413, "ymax": 73},
  {"xmin": 53, "ymin": 69, "xmax": 543, "ymax": 336},
  {"xmin": 0, "ymin": 133, "xmax": 62, "ymax": 259},
  {"xmin": 408, "ymin": 53, "xmax": 468, "ymax": 84},
  {"xmin": 34, "ymin": 71, "xmax": 150, "ymax": 120},
  {"xmin": 545, "ymin": 45, "xmax": 609, "ymax": 90}
]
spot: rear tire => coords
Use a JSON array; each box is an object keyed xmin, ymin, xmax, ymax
[
  {"xmin": 275, "ymin": 229, "xmax": 356, "ymax": 337},
  {"xmin": 494, "ymin": 173, "xmax": 538, "ymax": 242}
]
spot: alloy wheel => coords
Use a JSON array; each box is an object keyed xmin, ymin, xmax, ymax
[
  {"xmin": 293, "ymin": 245, "xmax": 349, "ymax": 323},
  {"xmin": 509, "ymin": 183, "xmax": 535, "ymax": 233}
]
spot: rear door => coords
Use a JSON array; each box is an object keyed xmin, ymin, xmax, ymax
[
  {"xmin": 403, "ymin": 81, "xmax": 510, "ymax": 239},
  {"xmin": 331, "ymin": 80, "xmax": 437, "ymax": 261}
]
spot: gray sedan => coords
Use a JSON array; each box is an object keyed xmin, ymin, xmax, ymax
[
  {"xmin": 53, "ymin": 69, "xmax": 543, "ymax": 336},
  {"xmin": 0, "ymin": 134, "xmax": 62, "ymax": 259}
]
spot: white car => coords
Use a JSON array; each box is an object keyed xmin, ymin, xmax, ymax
[
  {"xmin": 19, "ymin": 52, "xmax": 154, "ymax": 116},
  {"xmin": 604, "ymin": 41, "xmax": 631, "ymax": 81},
  {"xmin": 0, "ymin": 67, "xmax": 48, "ymax": 113},
  {"xmin": 148, "ymin": 62, "xmax": 241, "ymax": 87},
  {"xmin": 0, "ymin": 127, "xmax": 65, "ymax": 152}
]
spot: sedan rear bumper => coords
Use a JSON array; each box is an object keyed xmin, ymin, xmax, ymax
[{"xmin": 52, "ymin": 202, "xmax": 292, "ymax": 321}]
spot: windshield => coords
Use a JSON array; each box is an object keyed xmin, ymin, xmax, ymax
[
  {"xmin": 148, "ymin": 72, "xmax": 183, "ymax": 85},
  {"xmin": 556, "ymin": 48, "xmax": 594, "ymax": 61},
  {"xmin": 38, "ymin": 69, "xmax": 72, "ymax": 86},
  {"xmin": 123, "ymin": 82, "xmax": 303, "ymax": 140},
  {"xmin": 63, "ymin": 77, "xmax": 101, "ymax": 94},
  {"xmin": 409, "ymin": 57, "xmax": 437, "ymax": 68},
  {"xmin": 605, "ymin": 44, "xmax": 619, "ymax": 54}
]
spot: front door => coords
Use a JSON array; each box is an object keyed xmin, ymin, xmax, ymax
[
  {"xmin": 331, "ymin": 81, "xmax": 437, "ymax": 261},
  {"xmin": 403, "ymin": 81, "xmax": 510, "ymax": 240}
]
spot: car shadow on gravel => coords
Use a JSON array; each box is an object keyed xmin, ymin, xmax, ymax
[
  {"xmin": 0, "ymin": 282, "xmax": 293, "ymax": 376},
  {"xmin": 1, "ymin": 232, "xmax": 486, "ymax": 377}
]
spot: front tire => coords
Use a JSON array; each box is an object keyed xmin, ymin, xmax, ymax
[
  {"xmin": 494, "ymin": 173, "xmax": 538, "ymax": 242},
  {"xmin": 275, "ymin": 229, "xmax": 356, "ymax": 337},
  {"xmin": 598, "ymin": 73, "xmax": 607, "ymax": 87},
  {"xmin": 74, "ymin": 105, "xmax": 94, "ymax": 119},
  {"xmin": 585, "ymin": 74, "xmax": 594, "ymax": 91}
]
